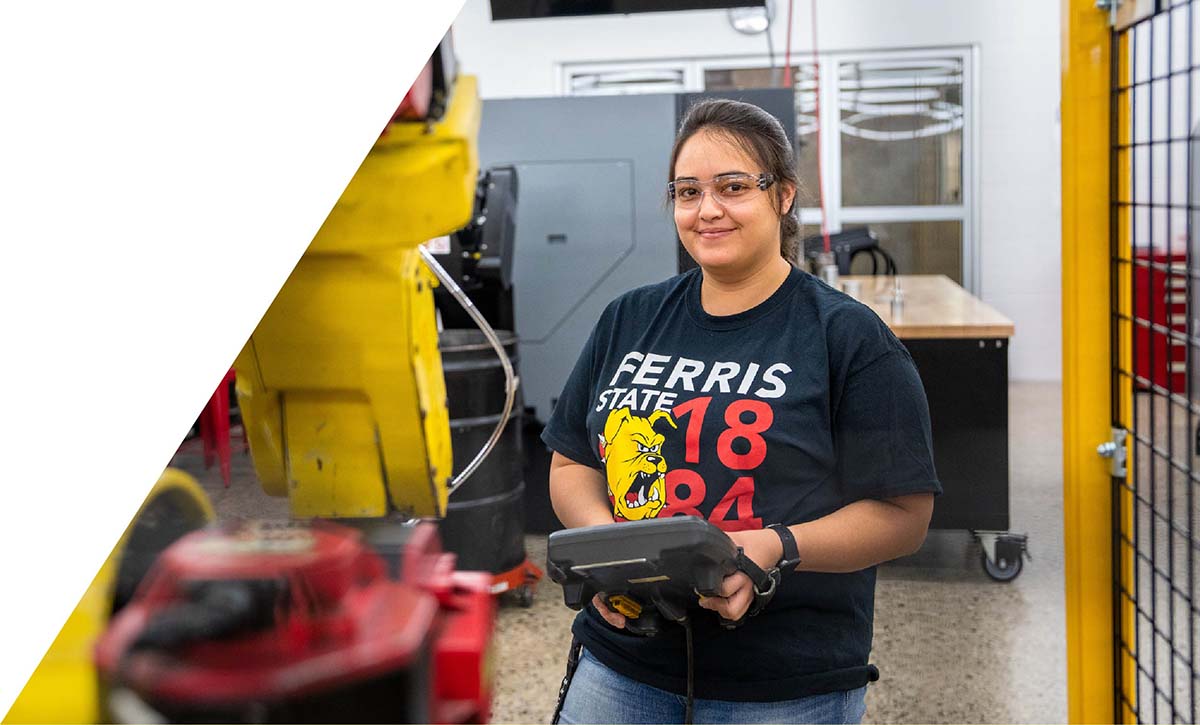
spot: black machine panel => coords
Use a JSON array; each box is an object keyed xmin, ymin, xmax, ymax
[
  {"xmin": 904, "ymin": 338, "xmax": 1010, "ymax": 531},
  {"xmin": 434, "ymin": 166, "xmax": 519, "ymax": 331},
  {"xmin": 491, "ymin": 0, "xmax": 763, "ymax": 20}
]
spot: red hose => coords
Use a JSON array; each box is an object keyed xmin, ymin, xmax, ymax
[
  {"xmin": 783, "ymin": 0, "xmax": 794, "ymax": 87},
  {"xmin": 807, "ymin": 0, "xmax": 831, "ymax": 253}
]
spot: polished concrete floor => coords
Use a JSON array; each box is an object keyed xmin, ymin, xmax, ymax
[{"xmin": 171, "ymin": 381, "xmax": 1068, "ymax": 724}]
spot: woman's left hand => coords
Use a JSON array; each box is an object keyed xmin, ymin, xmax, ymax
[{"xmin": 697, "ymin": 527, "xmax": 784, "ymax": 622}]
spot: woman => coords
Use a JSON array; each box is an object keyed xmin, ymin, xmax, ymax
[{"xmin": 541, "ymin": 99, "xmax": 940, "ymax": 724}]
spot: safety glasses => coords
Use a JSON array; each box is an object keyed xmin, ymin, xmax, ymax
[{"xmin": 667, "ymin": 172, "xmax": 775, "ymax": 209}]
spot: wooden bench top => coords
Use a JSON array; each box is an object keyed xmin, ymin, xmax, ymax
[{"xmin": 838, "ymin": 274, "xmax": 1015, "ymax": 340}]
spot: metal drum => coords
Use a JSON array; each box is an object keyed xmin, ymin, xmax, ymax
[{"xmin": 438, "ymin": 329, "xmax": 526, "ymax": 574}]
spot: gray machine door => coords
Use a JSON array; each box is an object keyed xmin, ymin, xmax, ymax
[
  {"xmin": 478, "ymin": 93, "xmax": 680, "ymax": 422},
  {"xmin": 512, "ymin": 160, "xmax": 635, "ymax": 419}
]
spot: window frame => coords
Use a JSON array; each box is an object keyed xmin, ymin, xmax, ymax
[{"xmin": 560, "ymin": 44, "xmax": 982, "ymax": 293}]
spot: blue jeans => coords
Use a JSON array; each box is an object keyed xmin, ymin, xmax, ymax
[{"xmin": 558, "ymin": 648, "xmax": 868, "ymax": 724}]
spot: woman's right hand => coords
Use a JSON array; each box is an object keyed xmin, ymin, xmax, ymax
[{"xmin": 591, "ymin": 593, "xmax": 626, "ymax": 629}]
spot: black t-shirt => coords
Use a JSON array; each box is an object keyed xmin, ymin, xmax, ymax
[{"xmin": 541, "ymin": 265, "xmax": 941, "ymax": 702}]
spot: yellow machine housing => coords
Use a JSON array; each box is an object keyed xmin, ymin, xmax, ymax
[{"xmin": 235, "ymin": 76, "xmax": 481, "ymax": 520}]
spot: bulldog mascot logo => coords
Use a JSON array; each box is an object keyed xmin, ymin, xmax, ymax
[{"xmin": 597, "ymin": 407, "xmax": 677, "ymax": 521}]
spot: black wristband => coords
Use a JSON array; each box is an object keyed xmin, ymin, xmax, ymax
[{"xmin": 767, "ymin": 524, "xmax": 801, "ymax": 571}]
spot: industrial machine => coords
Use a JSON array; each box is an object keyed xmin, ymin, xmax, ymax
[
  {"xmin": 6, "ymin": 37, "xmax": 513, "ymax": 725},
  {"xmin": 94, "ymin": 521, "xmax": 493, "ymax": 724},
  {"xmin": 232, "ymin": 38, "xmax": 479, "ymax": 523}
]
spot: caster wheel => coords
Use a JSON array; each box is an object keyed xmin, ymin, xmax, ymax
[
  {"xmin": 516, "ymin": 584, "xmax": 535, "ymax": 608},
  {"xmin": 981, "ymin": 549, "xmax": 1022, "ymax": 582}
]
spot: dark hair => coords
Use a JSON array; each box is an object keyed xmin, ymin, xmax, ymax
[{"xmin": 668, "ymin": 99, "xmax": 801, "ymax": 264}]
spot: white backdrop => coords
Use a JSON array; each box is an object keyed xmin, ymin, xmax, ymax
[{"xmin": 0, "ymin": 2, "xmax": 465, "ymax": 714}]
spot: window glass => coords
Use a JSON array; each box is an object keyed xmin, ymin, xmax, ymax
[
  {"xmin": 845, "ymin": 221, "xmax": 963, "ymax": 283},
  {"xmin": 839, "ymin": 58, "xmax": 964, "ymax": 207},
  {"xmin": 704, "ymin": 65, "xmax": 821, "ymax": 207}
]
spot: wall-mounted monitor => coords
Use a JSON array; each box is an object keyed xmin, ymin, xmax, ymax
[{"xmin": 491, "ymin": 1, "xmax": 764, "ymax": 21}]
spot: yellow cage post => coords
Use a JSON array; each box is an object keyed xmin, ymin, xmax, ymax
[{"xmin": 1062, "ymin": 0, "xmax": 1118, "ymax": 722}]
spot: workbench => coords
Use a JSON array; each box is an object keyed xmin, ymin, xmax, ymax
[{"xmin": 842, "ymin": 275, "xmax": 1026, "ymax": 580}]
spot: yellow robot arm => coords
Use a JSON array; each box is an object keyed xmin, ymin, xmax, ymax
[{"xmin": 234, "ymin": 75, "xmax": 481, "ymax": 520}]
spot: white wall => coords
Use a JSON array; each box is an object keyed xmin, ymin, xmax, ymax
[{"xmin": 453, "ymin": 0, "xmax": 1062, "ymax": 382}]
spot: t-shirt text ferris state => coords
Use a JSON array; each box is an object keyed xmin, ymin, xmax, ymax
[{"xmin": 593, "ymin": 351, "xmax": 794, "ymax": 413}]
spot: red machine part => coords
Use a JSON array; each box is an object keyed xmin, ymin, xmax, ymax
[
  {"xmin": 197, "ymin": 368, "xmax": 239, "ymax": 487},
  {"xmin": 433, "ymin": 570, "xmax": 495, "ymax": 724},
  {"xmin": 491, "ymin": 558, "xmax": 544, "ymax": 608},
  {"xmin": 393, "ymin": 57, "xmax": 434, "ymax": 122},
  {"xmin": 1133, "ymin": 250, "xmax": 1188, "ymax": 392},
  {"xmin": 386, "ymin": 32, "xmax": 456, "ymax": 128},
  {"xmin": 406, "ymin": 524, "xmax": 496, "ymax": 724},
  {"xmin": 95, "ymin": 520, "xmax": 494, "ymax": 723}
]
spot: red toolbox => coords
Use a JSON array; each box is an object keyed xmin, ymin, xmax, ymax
[{"xmin": 1133, "ymin": 250, "xmax": 1188, "ymax": 392}]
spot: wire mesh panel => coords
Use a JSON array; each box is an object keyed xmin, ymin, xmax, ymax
[{"xmin": 1112, "ymin": 2, "xmax": 1200, "ymax": 722}]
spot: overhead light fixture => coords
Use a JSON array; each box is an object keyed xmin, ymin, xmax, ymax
[{"xmin": 728, "ymin": 0, "xmax": 773, "ymax": 34}]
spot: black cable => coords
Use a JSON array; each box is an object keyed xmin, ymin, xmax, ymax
[
  {"xmin": 879, "ymin": 246, "xmax": 898, "ymax": 275},
  {"xmin": 117, "ymin": 579, "xmax": 281, "ymax": 688},
  {"xmin": 551, "ymin": 636, "xmax": 583, "ymax": 725},
  {"xmin": 684, "ymin": 617, "xmax": 694, "ymax": 725},
  {"xmin": 126, "ymin": 579, "xmax": 276, "ymax": 654}
]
